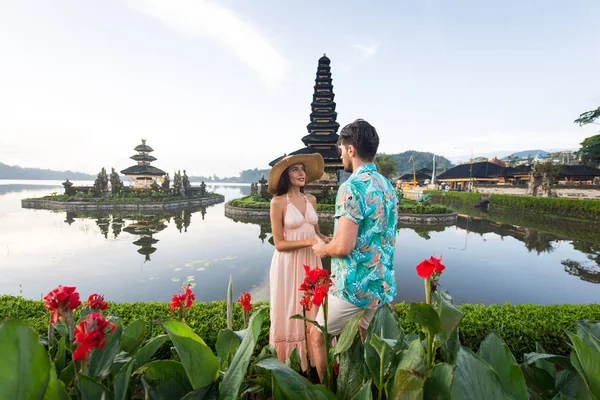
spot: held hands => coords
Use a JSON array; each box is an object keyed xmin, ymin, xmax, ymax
[{"xmin": 312, "ymin": 236, "xmax": 327, "ymax": 259}]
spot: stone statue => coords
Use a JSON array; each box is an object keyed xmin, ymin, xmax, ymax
[
  {"xmin": 62, "ymin": 179, "xmax": 74, "ymax": 196},
  {"xmin": 250, "ymin": 182, "xmax": 258, "ymax": 196},
  {"xmin": 199, "ymin": 181, "xmax": 206, "ymax": 197},
  {"xmin": 259, "ymin": 174, "xmax": 268, "ymax": 197},
  {"xmin": 182, "ymin": 170, "xmax": 191, "ymax": 196}
]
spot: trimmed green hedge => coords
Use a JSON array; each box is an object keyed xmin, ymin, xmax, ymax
[
  {"xmin": 2, "ymin": 295, "xmax": 598, "ymax": 362},
  {"xmin": 489, "ymin": 194, "xmax": 600, "ymax": 221},
  {"xmin": 424, "ymin": 190, "xmax": 482, "ymax": 206}
]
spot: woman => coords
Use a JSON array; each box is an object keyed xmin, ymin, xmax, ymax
[{"xmin": 268, "ymin": 153, "xmax": 330, "ymax": 371}]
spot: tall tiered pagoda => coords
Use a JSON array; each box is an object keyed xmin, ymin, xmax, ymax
[
  {"xmin": 121, "ymin": 139, "xmax": 166, "ymax": 188},
  {"xmin": 270, "ymin": 54, "xmax": 342, "ymax": 175}
]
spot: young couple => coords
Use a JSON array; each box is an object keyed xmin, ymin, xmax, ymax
[{"xmin": 268, "ymin": 119, "xmax": 399, "ymax": 381}]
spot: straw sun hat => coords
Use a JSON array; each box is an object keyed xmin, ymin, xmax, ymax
[{"xmin": 268, "ymin": 153, "xmax": 324, "ymax": 194}]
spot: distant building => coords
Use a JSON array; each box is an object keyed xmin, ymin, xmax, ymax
[
  {"xmin": 121, "ymin": 139, "xmax": 166, "ymax": 188},
  {"xmin": 269, "ymin": 54, "xmax": 342, "ymax": 176}
]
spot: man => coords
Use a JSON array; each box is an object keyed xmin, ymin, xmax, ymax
[{"xmin": 311, "ymin": 119, "xmax": 398, "ymax": 381}]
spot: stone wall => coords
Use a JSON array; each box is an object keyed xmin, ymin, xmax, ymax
[
  {"xmin": 224, "ymin": 204, "xmax": 334, "ymax": 220},
  {"xmin": 21, "ymin": 196, "xmax": 224, "ymax": 211}
]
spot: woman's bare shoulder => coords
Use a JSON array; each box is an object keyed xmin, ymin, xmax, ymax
[
  {"xmin": 270, "ymin": 195, "xmax": 286, "ymax": 206},
  {"xmin": 306, "ymin": 193, "xmax": 317, "ymax": 203}
]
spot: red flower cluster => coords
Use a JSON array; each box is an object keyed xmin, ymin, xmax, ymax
[
  {"xmin": 73, "ymin": 313, "xmax": 116, "ymax": 361},
  {"xmin": 170, "ymin": 284, "xmax": 195, "ymax": 313},
  {"xmin": 85, "ymin": 293, "xmax": 108, "ymax": 311},
  {"xmin": 237, "ymin": 292, "xmax": 252, "ymax": 313},
  {"xmin": 416, "ymin": 255, "xmax": 445, "ymax": 279},
  {"xmin": 299, "ymin": 265, "xmax": 331, "ymax": 311},
  {"xmin": 43, "ymin": 285, "xmax": 82, "ymax": 323}
]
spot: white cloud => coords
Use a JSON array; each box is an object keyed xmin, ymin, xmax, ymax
[
  {"xmin": 351, "ymin": 41, "xmax": 380, "ymax": 59},
  {"xmin": 126, "ymin": 0, "xmax": 288, "ymax": 86}
]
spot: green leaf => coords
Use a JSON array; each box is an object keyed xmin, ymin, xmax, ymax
[
  {"xmin": 398, "ymin": 339, "xmax": 427, "ymax": 376},
  {"xmin": 477, "ymin": 333, "xmax": 528, "ymax": 400},
  {"xmin": 162, "ymin": 320, "xmax": 220, "ymax": 390},
  {"xmin": 523, "ymin": 352, "xmax": 574, "ymax": 372},
  {"xmin": 440, "ymin": 327, "xmax": 460, "ymax": 365},
  {"xmin": 337, "ymin": 336, "xmax": 366, "ymax": 400},
  {"xmin": 43, "ymin": 365, "xmax": 69, "ymax": 400},
  {"xmin": 352, "ymin": 379, "xmax": 373, "ymax": 400},
  {"xmin": 385, "ymin": 368, "xmax": 424, "ymax": 400},
  {"xmin": 87, "ymin": 322, "xmax": 123, "ymax": 380},
  {"xmin": 520, "ymin": 364, "xmax": 555, "ymax": 396},
  {"xmin": 137, "ymin": 360, "xmax": 193, "ymax": 400},
  {"xmin": 58, "ymin": 363, "xmax": 74, "ymax": 388},
  {"xmin": 226, "ymin": 275, "xmax": 233, "ymax": 330},
  {"xmin": 220, "ymin": 306, "xmax": 268, "ymax": 400},
  {"xmin": 54, "ymin": 337, "xmax": 67, "ymax": 372},
  {"xmin": 423, "ymin": 363, "xmax": 453, "ymax": 400},
  {"xmin": 407, "ymin": 303, "xmax": 441, "ymax": 336},
  {"xmin": 451, "ymin": 347, "xmax": 511, "ymax": 400},
  {"xmin": 331, "ymin": 311, "xmax": 364, "ymax": 358},
  {"xmin": 567, "ymin": 331, "xmax": 600, "ymax": 398},
  {"xmin": 120, "ymin": 319, "xmax": 146, "ymax": 355},
  {"xmin": 179, "ymin": 384, "xmax": 219, "ymax": 400},
  {"xmin": 285, "ymin": 348, "xmax": 302, "ymax": 373},
  {"xmin": 254, "ymin": 356, "xmax": 335, "ymax": 399},
  {"xmin": 432, "ymin": 291, "xmax": 463, "ymax": 351},
  {"xmin": 134, "ymin": 334, "xmax": 169, "ymax": 367},
  {"xmin": 0, "ymin": 319, "xmax": 54, "ymax": 400},
  {"xmin": 368, "ymin": 333, "xmax": 396, "ymax": 391},
  {"xmin": 534, "ymin": 342, "xmax": 556, "ymax": 379},
  {"xmin": 290, "ymin": 314, "xmax": 325, "ymax": 332},
  {"xmin": 113, "ymin": 359, "xmax": 134, "ymax": 400},
  {"xmin": 216, "ymin": 329, "xmax": 240, "ymax": 368},
  {"xmin": 554, "ymin": 370, "xmax": 579, "ymax": 400},
  {"xmin": 577, "ymin": 321, "xmax": 600, "ymax": 353},
  {"xmin": 78, "ymin": 374, "xmax": 113, "ymax": 400}
]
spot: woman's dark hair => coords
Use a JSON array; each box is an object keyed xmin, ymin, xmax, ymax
[
  {"xmin": 275, "ymin": 166, "xmax": 304, "ymax": 196},
  {"xmin": 337, "ymin": 119, "xmax": 379, "ymax": 161}
]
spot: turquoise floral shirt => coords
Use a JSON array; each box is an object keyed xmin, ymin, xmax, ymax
[{"xmin": 331, "ymin": 163, "xmax": 398, "ymax": 309}]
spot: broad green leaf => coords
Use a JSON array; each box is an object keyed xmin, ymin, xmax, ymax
[
  {"xmin": 88, "ymin": 322, "xmax": 123, "ymax": 380},
  {"xmin": 0, "ymin": 319, "xmax": 53, "ymax": 400},
  {"xmin": 220, "ymin": 306, "xmax": 268, "ymax": 400},
  {"xmin": 216, "ymin": 329, "xmax": 240, "ymax": 368},
  {"xmin": 577, "ymin": 321, "xmax": 600, "ymax": 353},
  {"xmin": 520, "ymin": 364, "xmax": 555, "ymax": 395},
  {"xmin": 523, "ymin": 352, "xmax": 573, "ymax": 372},
  {"xmin": 337, "ymin": 336, "xmax": 366, "ymax": 400},
  {"xmin": 58, "ymin": 363, "xmax": 74, "ymax": 388},
  {"xmin": 407, "ymin": 303, "xmax": 441, "ymax": 336},
  {"xmin": 451, "ymin": 347, "xmax": 511, "ymax": 400},
  {"xmin": 352, "ymin": 379, "xmax": 373, "ymax": 400},
  {"xmin": 134, "ymin": 334, "xmax": 169, "ymax": 367},
  {"xmin": 432, "ymin": 291, "xmax": 463, "ymax": 351},
  {"xmin": 78, "ymin": 374, "xmax": 113, "ymax": 400},
  {"xmin": 43, "ymin": 365, "xmax": 69, "ymax": 400},
  {"xmin": 567, "ymin": 331, "xmax": 600, "ymax": 398},
  {"xmin": 113, "ymin": 360, "xmax": 134, "ymax": 400},
  {"xmin": 254, "ymin": 356, "xmax": 335, "ymax": 399},
  {"xmin": 54, "ymin": 337, "xmax": 67, "ymax": 372},
  {"xmin": 180, "ymin": 383, "xmax": 219, "ymax": 400},
  {"xmin": 331, "ymin": 311, "xmax": 364, "ymax": 358},
  {"xmin": 555, "ymin": 370, "xmax": 579, "ymax": 400},
  {"xmin": 162, "ymin": 320, "xmax": 220, "ymax": 390},
  {"xmin": 368, "ymin": 333, "xmax": 396, "ymax": 391},
  {"xmin": 423, "ymin": 363, "xmax": 453, "ymax": 400},
  {"xmin": 290, "ymin": 314, "xmax": 325, "ymax": 332},
  {"xmin": 385, "ymin": 368, "xmax": 424, "ymax": 400},
  {"xmin": 398, "ymin": 339, "xmax": 427, "ymax": 376},
  {"xmin": 477, "ymin": 333, "xmax": 528, "ymax": 400},
  {"xmin": 285, "ymin": 348, "xmax": 302, "ymax": 373},
  {"xmin": 440, "ymin": 327, "xmax": 460, "ymax": 365},
  {"xmin": 121, "ymin": 319, "xmax": 146, "ymax": 355},
  {"xmin": 137, "ymin": 360, "xmax": 192, "ymax": 400},
  {"xmin": 534, "ymin": 342, "xmax": 556, "ymax": 379}
]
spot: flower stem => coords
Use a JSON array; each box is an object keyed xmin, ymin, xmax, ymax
[
  {"xmin": 179, "ymin": 306, "xmax": 184, "ymax": 322},
  {"xmin": 303, "ymin": 307, "xmax": 311, "ymax": 380},
  {"xmin": 424, "ymin": 278, "xmax": 431, "ymax": 305},
  {"xmin": 323, "ymin": 297, "xmax": 333, "ymax": 389}
]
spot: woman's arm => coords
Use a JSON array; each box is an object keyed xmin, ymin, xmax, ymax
[
  {"xmin": 270, "ymin": 196, "xmax": 317, "ymax": 252},
  {"xmin": 307, "ymin": 194, "xmax": 332, "ymax": 243}
]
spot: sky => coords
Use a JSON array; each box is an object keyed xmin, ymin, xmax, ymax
[{"xmin": 1, "ymin": 0, "xmax": 599, "ymax": 177}]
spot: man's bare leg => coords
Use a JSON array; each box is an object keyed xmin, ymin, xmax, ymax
[{"xmin": 309, "ymin": 324, "xmax": 326, "ymax": 382}]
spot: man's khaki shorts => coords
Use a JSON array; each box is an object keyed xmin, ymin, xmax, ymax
[{"xmin": 315, "ymin": 294, "xmax": 375, "ymax": 336}]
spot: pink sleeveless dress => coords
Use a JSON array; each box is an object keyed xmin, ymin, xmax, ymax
[{"xmin": 269, "ymin": 194, "xmax": 322, "ymax": 371}]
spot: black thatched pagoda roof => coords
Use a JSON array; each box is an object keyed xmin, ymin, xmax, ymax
[
  {"xmin": 269, "ymin": 147, "xmax": 340, "ymax": 167},
  {"xmin": 399, "ymin": 171, "xmax": 432, "ymax": 181},
  {"xmin": 437, "ymin": 162, "xmax": 508, "ymax": 180},
  {"xmin": 120, "ymin": 165, "xmax": 166, "ymax": 176},
  {"xmin": 134, "ymin": 144, "xmax": 154, "ymax": 152},
  {"xmin": 130, "ymin": 154, "xmax": 157, "ymax": 162},
  {"xmin": 559, "ymin": 165, "xmax": 600, "ymax": 178}
]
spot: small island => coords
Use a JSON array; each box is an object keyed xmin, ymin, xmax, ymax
[{"xmin": 21, "ymin": 139, "xmax": 224, "ymax": 211}]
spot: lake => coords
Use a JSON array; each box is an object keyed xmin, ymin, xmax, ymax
[{"xmin": 0, "ymin": 180, "xmax": 598, "ymax": 306}]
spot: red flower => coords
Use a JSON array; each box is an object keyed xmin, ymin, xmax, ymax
[
  {"xmin": 416, "ymin": 255, "xmax": 445, "ymax": 279},
  {"xmin": 73, "ymin": 313, "xmax": 116, "ymax": 361},
  {"xmin": 169, "ymin": 284, "xmax": 195, "ymax": 313},
  {"xmin": 85, "ymin": 293, "xmax": 108, "ymax": 311},
  {"xmin": 299, "ymin": 265, "xmax": 332, "ymax": 311},
  {"xmin": 43, "ymin": 285, "xmax": 81, "ymax": 323},
  {"xmin": 334, "ymin": 362, "xmax": 339, "ymax": 375},
  {"xmin": 237, "ymin": 292, "xmax": 252, "ymax": 313}
]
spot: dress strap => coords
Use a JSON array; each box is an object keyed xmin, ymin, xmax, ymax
[{"xmin": 285, "ymin": 194, "xmax": 291, "ymax": 204}]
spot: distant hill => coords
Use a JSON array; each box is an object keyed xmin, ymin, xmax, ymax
[
  {"xmin": 503, "ymin": 150, "xmax": 550, "ymax": 159},
  {"xmin": 385, "ymin": 151, "xmax": 453, "ymax": 176},
  {"xmin": 0, "ymin": 162, "xmax": 95, "ymax": 180},
  {"xmin": 190, "ymin": 168, "xmax": 270, "ymax": 183}
]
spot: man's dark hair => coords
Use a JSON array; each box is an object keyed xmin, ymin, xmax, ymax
[
  {"xmin": 337, "ymin": 119, "xmax": 380, "ymax": 161},
  {"xmin": 275, "ymin": 167, "xmax": 304, "ymax": 196}
]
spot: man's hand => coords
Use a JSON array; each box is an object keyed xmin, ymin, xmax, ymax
[{"xmin": 312, "ymin": 239, "xmax": 327, "ymax": 258}]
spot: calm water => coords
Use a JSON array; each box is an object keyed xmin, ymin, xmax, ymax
[{"xmin": 0, "ymin": 180, "xmax": 598, "ymax": 306}]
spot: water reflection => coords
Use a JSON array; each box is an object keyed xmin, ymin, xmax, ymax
[{"xmin": 61, "ymin": 206, "xmax": 210, "ymax": 261}]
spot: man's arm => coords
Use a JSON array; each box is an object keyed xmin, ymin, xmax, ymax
[{"xmin": 313, "ymin": 216, "xmax": 358, "ymax": 258}]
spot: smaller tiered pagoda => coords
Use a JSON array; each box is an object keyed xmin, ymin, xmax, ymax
[{"xmin": 121, "ymin": 139, "xmax": 166, "ymax": 188}]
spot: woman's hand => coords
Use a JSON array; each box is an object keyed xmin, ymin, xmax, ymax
[{"xmin": 319, "ymin": 234, "xmax": 332, "ymax": 244}]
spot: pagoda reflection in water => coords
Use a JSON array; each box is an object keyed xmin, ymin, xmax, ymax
[{"xmin": 62, "ymin": 206, "xmax": 209, "ymax": 261}]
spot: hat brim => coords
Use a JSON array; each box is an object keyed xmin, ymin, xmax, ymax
[{"xmin": 267, "ymin": 153, "xmax": 325, "ymax": 194}]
